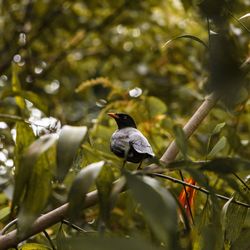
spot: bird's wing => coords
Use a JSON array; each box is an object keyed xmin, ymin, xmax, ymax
[
  {"xmin": 110, "ymin": 130, "xmax": 130, "ymax": 153},
  {"xmin": 128, "ymin": 129, "xmax": 154, "ymax": 156}
]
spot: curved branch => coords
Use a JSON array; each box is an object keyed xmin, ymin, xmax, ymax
[{"xmin": 0, "ymin": 92, "xmax": 219, "ymax": 249}]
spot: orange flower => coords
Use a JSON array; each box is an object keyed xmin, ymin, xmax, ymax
[{"xmin": 178, "ymin": 178, "xmax": 196, "ymax": 222}]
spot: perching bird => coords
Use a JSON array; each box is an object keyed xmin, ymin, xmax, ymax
[{"xmin": 108, "ymin": 113, "xmax": 154, "ymax": 168}]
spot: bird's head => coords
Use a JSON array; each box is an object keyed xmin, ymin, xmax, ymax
[{"xmin": 108, "ymin": 113, "xmax": 137, "ymax": 129}]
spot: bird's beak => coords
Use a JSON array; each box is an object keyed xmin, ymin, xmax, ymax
[{"xmin": 108, "ymin": 112, "xmax": 119, "ymax": 119}]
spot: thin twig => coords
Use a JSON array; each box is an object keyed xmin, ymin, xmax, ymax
[
  {"xmin": 62, "ymin": 219, "xmax": 87, "ymax": 233},
  {"xmin": 149, "ymin": 173, "xmax": 250, "ymax": 208},
  {"xmin": 43, "ymin": 230, "xmax": 56, "ymax": 250},
  {"xmin": 226, "ymin": 8, "xmax": 250, "ymax": 33},
  {"xmin": 233, "ymin": 173, "xmax": 250, "ymax": 191}
]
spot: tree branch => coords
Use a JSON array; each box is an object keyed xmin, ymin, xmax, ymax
[
  {"xmin": 148, "ymin": 173, "xmax": 250, "ymax": 208},
  {"xmin": 0, "ymin": 92, "xmax": 220, "ymax": 249}
]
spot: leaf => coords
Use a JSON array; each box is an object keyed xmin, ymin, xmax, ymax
[
  {"xmin": 62, "ymin": 235, "xmax": 161, "ymax": 250},
  {"xmin": 0, "ymin": 206, "xmax": 10, "ymax": 221},
  {"xmin": 212, "ymin": 122, "xmax": 226, "ymax": 135},
  {"xmin": 18, "ymin": 243, "xmax": 51, "ymax": 249},
  {"xmin": 231, "ymin": 228, "xmax": 250, "ymax": 250},
  {"xmin": 173, "ymin": 125, "xmax": 187, "ymax": 158},
  {"xmin": 20, "ymin": 91, "xmax": 48, "ymax": 114},
  {"xmin": 17, "ymin": 136, "xmax": 57, "ymax": 236},
  {"xmin": 207, "ymin": 136, "xmax": 227, "ymax": 158},
  {"xmin": 56, "ymin": 125, "xmax": 88, "ymax": 182},
  {"xmin": 12, "ymin": 62, "xmax": 26, "ymax": 110},
  {"xmin": 12, "ymin": 122, "xmax": 35, "ymax": 213},
  {"xmin": 96, "ymin": 164, "xmax": 115, "ymax": 223},
  {"xmin": 221, "ymin": 178, "xmax": 250, "ymax": 245},
  {"xmin": 1, "ymin": 89, "xmax": 48, "ymax": 114},
  {"xmin": 125, "ymin": 172, "xmax": 178, "ymax": 247},
  {"xmin": 145, "ymin": 96, "xmax": 167, "ymax": 117},
  {"xmin": 221, "ymin": 197, "xmax": 234, "ymax": 238},
  {"xmin": 163, "ymin": 35, "xmax": 208, "ymax": 49},
  {"xmin": 68, "ymin": 161, "xmax": 105, "ymax": 221},
  {"xmin": 201, "ymin": 158, "xmax": 250, "ymax": 174}
]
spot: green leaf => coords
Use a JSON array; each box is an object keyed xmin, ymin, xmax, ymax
[
  {"xmin": 12, "ymin": 62, "xmax": 26, "ymax": 110},
  {"xmin": 17, "ymin": 135, "xmax": 57, "ymax": 236},
  {"xmin": 201, "ymin": 158, "xmax": 250, "ymax": 174},
  {"xmin": 207, "ymin": 136, "xmax": 227, "ymax": 159},
  {"xmin": 221, "ymin": 178, "xmax": 250, "ymax": 245},
  {"xmin": 62, "ymin": 235, "xmax": 161, "ymax": 250},
  {"xmin": 17, "ymin": 243, "xmax": 51, "ymax": 249},
  {"xmin": 173, "ymin": 125, "xmax": 187, "ymax": 158},
  {"xmin": 0, "ymin": 206, "xmax": 10, "ymax": 221},
  {"xmin": 125, "ymin": 172, "xmax": 178, "ymax": 247},
  {"xmin": 145, "ymin": 96, "xmax": 167, "ymax": 117},
  {"xmin": 96, "ymin": 164, "xmax": 115, "ymax": 223},
  {"xmin": 12, "ymin": 122, "xmax": 35, "ymax": 213},
  {"xmin": 68, "ymin": 161, "xmax": 105, "ymax": 221},
  {"xmin": 231, "ymin": 228, "xmax": 250, "ymax": 250},
  {"xmin": 212, "ymin": 122, "xmax": 226, "ymax": 135},
  {"xmin": 56, "ymin": 125, "xmax": 88, "ymax": 182},
  {"xmin": 1, "ymin": 89, "xmax": 48, "ymax": 114},
  {"xmin": 163, "ymin": 35, "xmax": 208, "ymax": 49}
]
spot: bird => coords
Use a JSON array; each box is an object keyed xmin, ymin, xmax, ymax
[{"xmin": 108, "ymin": 112, "xmax": 154, "ymax": 168}]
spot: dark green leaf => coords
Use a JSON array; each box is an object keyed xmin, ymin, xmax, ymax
[
  {"xmin": 12, "ymin": 62, "xmax": 26, "ymax": 110},
  {"xmin": 63, "ymin": 235, "xmax": 161, "ymax": 250},
  {"xmin": 207, "ymin": 136, "xmax": 227, "ymax": 158},
  {"xmin": 0, "ymin": 207, "xmax": 10, "ymax": 221},
  {"xmin": 68, "ymin": 161, "xmax": 105, "ymax": 221},
  {"xmin": 12, "ymin": 122, "xmax": 35, "ymax": 213},
  {"xmin": 125, "ymin": 172, "xmax": 178, "ymax": 248},
  {"xmin": 56, "ymin": 125, "xmax": 88, "ymax": 182},
  {"xmin": 17, "ymin": 137, "xmax": 57, "ymax": 236},
  {"xmin": 221, "ymin": 178, "xmax": 250, "ymax": 245},
  {"xmin": 231, "ymin": 228, "xmax": 250, "ymax": 250},
  {"xmin": 96, "ymin": 164, "xmax": 115, "ymax": 223},
  {"xmin": 201, "ymin": 158, "xmax": 250, "ymax": 174}
]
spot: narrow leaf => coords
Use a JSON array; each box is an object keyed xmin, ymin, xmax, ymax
[
  {"xmin": 207, "ymin": 136, "xmax": 227, "ymax": 158},
  {"xmin": 56, "ymin": 125, "xmax": 88, "ymax": 182},
  {"xmin": 202, "ymin": 158, "xmax": 250, "ymax": 174},
  {"xmin": 12, "ymin": 62, "xmax": 26, "ymax": 110},
  {"xmin": 212, "ymin": 122, "xmax": 226, "ymax": 135}
]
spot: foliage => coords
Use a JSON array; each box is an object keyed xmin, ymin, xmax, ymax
[{"xmin": 0, "ymin": 0, "xmax": 249, "ymax": 249}]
